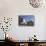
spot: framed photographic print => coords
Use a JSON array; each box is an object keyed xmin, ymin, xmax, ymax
[{"xmin": 18, "ymin": 15, "xmax": 35, "ymax": 26}]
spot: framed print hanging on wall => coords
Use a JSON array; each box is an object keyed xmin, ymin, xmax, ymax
[{"xmin": 18, "ymin": 15, "xmax": 35, "ymax": 26}]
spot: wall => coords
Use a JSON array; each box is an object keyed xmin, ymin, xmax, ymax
[{"xmin": 0, "ymin": 0, "xmax": 46, "ymax": 40}]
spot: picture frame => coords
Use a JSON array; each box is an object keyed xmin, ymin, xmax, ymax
[{"xmin": 18, "ymin": 15, "xmax": 35, "ymax": 26}]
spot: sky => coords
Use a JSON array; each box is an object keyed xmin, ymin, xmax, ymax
[{"xmin": 19, "ymin": 15, "xmax": 35, "ymax": 21}]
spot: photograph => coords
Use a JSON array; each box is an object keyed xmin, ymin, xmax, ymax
[{"xmin": 18, "ymin": 15, "xmax": 35, "ymax": 26}]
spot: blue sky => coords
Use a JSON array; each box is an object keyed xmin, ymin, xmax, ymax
[{"xmin": 19, "ymin": 15, "xmax": 34, "ymax": 21}]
